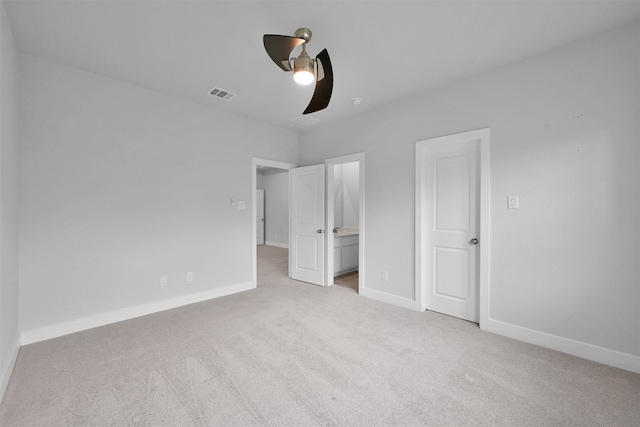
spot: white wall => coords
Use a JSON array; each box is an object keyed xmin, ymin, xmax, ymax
[
  {"xmin": 333, "ymin": 162, "xmax": 359, "ymax": 228},
  {"xmin": 0, "ymin": 0, "xmax": 20, "ymax": 398},
  {"xmin": 342, "ymin": 162, "xmax": 359, "ymax": 228},
  {"xmin": 333, "ymin": 165, "xmax": 343, "ymax": 227},
  {"xmin": 299, "ymin": 23, "xmax": 640, "ymax": 360},
  {"xmin": 261, "ymin": 169, "xmax": 289, "ymax": 247},
  {"xmin": 18, "ymin": 54, "xmax": 298, "ymax": 336}
]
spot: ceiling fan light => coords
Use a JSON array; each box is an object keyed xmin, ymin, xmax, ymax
[
  {"xmin": 293, "ymin": 51, "xmax": 315, "ymax": 85},
  {"xmin": 294, "ymin": 69, "xmax": 315, "ymax": 85}
]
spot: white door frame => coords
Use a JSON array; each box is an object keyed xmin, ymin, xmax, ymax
[
  {"xmin": 326, "ymin": 153, "xmax": 365, "ymax": 292},
  {"xmin": 256, "ymin": 189, "xmax": 265, "ymax": 245},
  {"xmin": 252, "ymin": 157, "xmax": 296, "ymax": 288},
  {"xmin": 415, "ymin": 129, "xmax": 490, "ymax": 327}
]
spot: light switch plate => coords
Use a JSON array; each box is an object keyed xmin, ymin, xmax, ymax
[
  {"xmin": 237, "ymin": 201, "xmax": 246, "ymax": 210},
  {"xmin": 507, "ymin": 196, "xmax": 519, "ymax": 209}
]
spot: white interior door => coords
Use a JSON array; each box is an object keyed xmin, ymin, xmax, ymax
[
  {"xmin": 256, "ymin": 189, "xmax": 264, "ymax": 245},
  {"xmin": 290, "ymin": 164, "xmax": 325, "ymax": 286},
  {"xmin": 426, "ymin": 140, "xmax": 479, "ymax": 322}
]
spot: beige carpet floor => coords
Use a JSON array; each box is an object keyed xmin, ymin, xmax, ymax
[{"xmin": 1, "ymin": 245, "xmax": 639, "ymax": 426}]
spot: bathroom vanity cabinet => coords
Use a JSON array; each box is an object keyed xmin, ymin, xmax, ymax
[{"xmin": 334, "ymin": 234, "xmax": 359, "ymax": 275}]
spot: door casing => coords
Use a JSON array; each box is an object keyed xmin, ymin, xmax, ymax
[{"xmin": 256, "ymin": 188, "xmax": 265, "ymax": 245}]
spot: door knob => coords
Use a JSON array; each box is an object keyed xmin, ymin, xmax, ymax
[
  {"xmin": 317, "ymin": 229, "xmax": 325, "ymax": 234},
  {"xmin": 469, "ymin": 238, "xmax": 478, "ymax": 245}
]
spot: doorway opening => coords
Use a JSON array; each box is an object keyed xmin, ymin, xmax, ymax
[
  {"xmin": 253, "ymin": 154, "xmax": 365, "ymax": 292},
  {"xmin": 251, "ymin": 158, "xmax": 296, "ymax": 287},
  {"xmin": 326, "ymin": 153, "xmax": 365, "ymax": 294}
]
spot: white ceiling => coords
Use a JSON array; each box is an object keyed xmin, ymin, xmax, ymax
[{"xmin": 5, "ymin": 0, "xmax": 639, "ymax": 131}]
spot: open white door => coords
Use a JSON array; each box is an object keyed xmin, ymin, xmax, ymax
[{"xmin": 290, "ymin": 164, "xmax": 325, "ymax": 286}]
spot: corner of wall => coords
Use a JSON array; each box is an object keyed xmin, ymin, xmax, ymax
[
  {"xmin": 0, "ymin": 335, "xmax": 20, "ymax": 404},
  {"xmin": 0, "ymin": 0, "xmax": 21, "ymax": 405}
]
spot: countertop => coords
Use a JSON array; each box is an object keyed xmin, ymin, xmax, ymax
[{"xmin": 334, "ymin": 227, "xmax": 359, "ymax": 237}]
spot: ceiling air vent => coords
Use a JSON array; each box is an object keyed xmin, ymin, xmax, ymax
[{"xmin": 209, "ymin": 87, "xmax": 237, "ymax": 101}]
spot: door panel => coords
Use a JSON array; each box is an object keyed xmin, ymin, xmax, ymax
[
  {"xmin": 427, "ymin": 140, "xmax": 479, "ymax": 322},
  {"xmin": 435, "ymin": 155, "xmax": 470, "ymax": 232},
  {"xmin": 296, "ymin": 236, "xmax": 318, "ymax": 271},
  {"xmin": 296, "ymin": 174, "xmax": 319, "ymax": 223},
  {"xmin": 290, "ymin": 164, "xmax": 325, "ymax": 285},
  {"xmin": 435, "ymin": 247, "xmax": 470, "ymax": 300}
]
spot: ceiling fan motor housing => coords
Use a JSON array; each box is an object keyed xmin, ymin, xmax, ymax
[{"xmin": 294, "ymin": 50, "xmax": 314, "ymax": 74}]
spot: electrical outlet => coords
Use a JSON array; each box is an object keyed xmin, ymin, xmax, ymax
[
  {"xmin": 381, "ymin": 270, "xmax": 389, "ymax": 281},
  {"xmin": 507, "ymin": 195, "xmax": 519, "ymax": 209},
  {"xmin": 187, "ymin": 272, "xmax": 193, "ymax": 282},
  {"xmin": 160, "ymin": 276, "xmax": 167, "ymax": 287}
]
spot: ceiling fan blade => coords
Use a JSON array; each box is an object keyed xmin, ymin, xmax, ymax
[
  {"xmin": 303, "ymin": 49, "xmax": 333, "ymax": 115},
  {"xmin": 263, "ymin": 35, "xmax": 305, "ymax": 72}
]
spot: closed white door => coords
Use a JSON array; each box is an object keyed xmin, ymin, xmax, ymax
[
  {"xmin": 426, "ymin": 140, "xmax": 479, "ymax": 322},
  {"xmin": 290, "ymin": 164, "xmax": 325, "ymax": 286},
  {"xmin": 256, "ymin": 189, "xmax": 264, "ymax": 245}
]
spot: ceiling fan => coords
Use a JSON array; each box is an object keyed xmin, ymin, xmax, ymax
[{"xmin": 263, "ymin": 28, "xmax": 333, "ymax": 115}]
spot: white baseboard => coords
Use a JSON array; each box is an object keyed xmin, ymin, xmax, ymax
[
  {"xmin": 360, "ymin": 287, "xmax": 416, "ymax": 310},
  {"xmin": 265, "ymin": 241, "xmax": 288, "ymax": 249},
  {"xmin": 365, "ymin": 288, "xmax": 640, "ymax": 374},
  {"xmin": 0, "ymin": 335, "xmax": 21, "ymax": 403},
  {"xmin": 21, "ymin": 281, "xmax": 254, "ymax": 345},
  {"xmin": 485, "ymin": 318, "xmax": 640, "ymax": 374}
]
